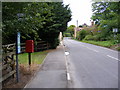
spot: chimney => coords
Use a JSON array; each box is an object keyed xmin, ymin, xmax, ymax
[{"xmin": 91, "ymin": 21, "xmax": 94, "ymax": 26}]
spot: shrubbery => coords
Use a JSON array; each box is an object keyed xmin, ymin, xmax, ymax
[
  {"xmin": 116, "ymin": 34, "xmax": 120, "ymax": 43},
  {"xmin": 64, "ymin": 33, "xmax": 71, "ymax": 37},
  {"xmin": 78, "ymin": 30, "xmax": 87, "ymax": 40},
  {"xmin": 93, "ymin": 34, "xmax": 103, "ymax": 41},
  {"xmin": 50, "ymin": 38, "xmax": 60, "ymax": 49},
  {"xmin": 83, "ymin": 35, "xmax": 94, "ymax": 41}
]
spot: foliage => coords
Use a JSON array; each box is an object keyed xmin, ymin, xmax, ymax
[
  {"xmin": 74, "ymin": 2, "xmax": 119, "ymax": 50},
  {"xmin": 83, "ymin": 35, "xmax": 94, "ymax": 41},
  {"xmin": 2, "ymin": 2, "xmax": 71, "ymax": 48},
  {"xmin": 50, "ymin": 38, "xmax": 60, "ymax": 49},
  {"xmin": 91, "ymin": 2, "xmax": 120, "ymax": 40},
  {"xmin": 116, "ymin": 34, "xmax": 120, "ymax": 43},
  {"xmin": 66, "ymin": 25, "xmax": 76, "ymax": 36},
  {"xmin": 116, "ymin": 47, "xmax": 120, "ymax": 51},
  {"xmin": 78, "ymin": 30, "xmax": 87, "ymax": 40},
  {"xmin": 64, "ymin": 33, "xmax": 71, "ymax": 37},
  {"xmin": 93, "ymin": 34, "xmax": 102, "ymax": 41},
  {"xmin": 81, "ymin": 40, "xmax": 115, "ymax": 48}
]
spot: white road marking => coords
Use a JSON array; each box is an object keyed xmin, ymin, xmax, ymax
[
  {"xmin": 107, "ymin": 55, "xmax": 119, "ymax": 61},
  {"xmin": 65, "ymin": 51, "xmax": 69, "ymax": 56},
  {"xmin": 86, "ymin": 47, "xmax": 99, "ymax": 52},
  {"xmin": 67, "ymin": 73, "xmax": 71, "ymax": 80},
  {"xmin": 63, "ymin": 45, "xmax": 71, "ymax": 81},
  {"xmin": 93, "ymin": 49, "xmax": 99, "ymax": 52}
]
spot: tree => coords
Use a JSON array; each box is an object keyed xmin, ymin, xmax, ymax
[
  {"xmin": 66, "ymin": 25, "xmax": 75, "ymax": 36},
  {"xmin": 91, "ymin": 2, "xmax": 120, "ymax": 41},
  {"xmin": 2, "ymin": 2, "xmax": 71, "ymax": 48}
]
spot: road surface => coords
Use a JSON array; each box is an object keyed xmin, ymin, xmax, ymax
[{"xmin": 63, "ymin": 37, "xmax": 119, "ymax": 88}]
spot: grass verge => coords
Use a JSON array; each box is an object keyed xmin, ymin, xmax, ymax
[
  {"xmin": 4, "ymin": 50, "xmax": 49, "ymax": 88},
  {"xmin": 81, "ymin": 40, "xmax": 115, "ymax": 48},
  {"xmin": 18, "ymin": 51, "xmax": 48, "ymax": 65},
  {"xmin": 74, "ymin": 39, "xmax": 120, "ymax": 51}
]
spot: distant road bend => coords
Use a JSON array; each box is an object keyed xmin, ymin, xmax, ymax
[{"xmin": 63, "ymin": 37, "xmax": 119, "ymax": 88}]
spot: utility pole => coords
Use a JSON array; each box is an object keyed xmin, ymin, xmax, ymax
[
  {"xmin": 77, "ymin": 20, "xmax": 78, "ymax": 27},
  {"xmin": 74, "ymin": 20, "xmax": 78, "ymax": 39}
]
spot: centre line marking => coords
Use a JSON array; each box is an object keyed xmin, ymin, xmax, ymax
[
  {"xmin": 93, "ymin": 50, "xmax": 99, "ymax": 52},
  {"xmin": 65, "ymin": 51, "xmax": 69, "ymax": 56},
  {"xmin": 86, "ymin": 47, "xmax": 99, "ymax": 52},
  {"xmin": 107, "ymin": 55, "xmax": 119, "ymax": 61},
  {"xmin": 67, "ymin": 73, "xmax": 71, "ymax": 80}
]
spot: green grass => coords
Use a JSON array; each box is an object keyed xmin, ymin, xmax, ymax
[
  {"xmin": 73, "ymin": 38, "xmax": 120, "ymax": 51},
  {"xmin": 116, "ymin": 47, "xmax": 120, "ymax": 51},
  {"xmin": 16, "ymin": 51, "xmax": 48, "ymax": 65},
  {"xmin": 73, "ymin": 38, "xmax": 116, "ymax": 48},
  {"xmin": 81, "ymin": 40, "xmax": 114, "ymax": 48}
]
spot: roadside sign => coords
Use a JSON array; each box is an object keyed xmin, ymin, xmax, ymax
[
  {"xmin": 16, "ymin": 32, "xmax": 20, "ymax": 82},
  {"xmin": 17, "ymin": 32, "xmax": 21, "ymax": 54},
  {"xmin": 113, "ymin": 28, "xmax": 118, "ymax": 33}
]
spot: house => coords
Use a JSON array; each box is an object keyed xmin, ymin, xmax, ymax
[
  {"xmin": 74, "ymin": 22, "xmax": 95, "ymax": 38},
  {"xmin": 74, "ymin": 27, "xmax": 83, "ymax": 38}
]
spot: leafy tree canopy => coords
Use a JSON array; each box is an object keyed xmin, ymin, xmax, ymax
[
  {"xmin": 66, "ymin": 25, "xmax": 75, "ymax": 36},
  {"xmin": 2, "ymin": 2, "xmax": 72, "ymax": 48},
  {"xmin": 91, "ymin": 2, "xmax": 120, "ymax": 32}
]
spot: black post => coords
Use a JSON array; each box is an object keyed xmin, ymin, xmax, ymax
[
  {"xmin": 28, "ymin": 53, "xmax": 31, "ymax": 65},
  {"xmin": 16, "ymin": 35, "xmax": 19, "ymax": 83}
]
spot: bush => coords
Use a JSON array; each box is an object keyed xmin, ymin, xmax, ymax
[
  {"xmin": 50, "ymin": 38, "xmax": 60, "ymax": 49},
  {"xmin": 83, "ymin": 34, "xmax": 107, "ymax": 41},
  {"xmin": 93, "ymin": 34, "xmax": 102, "ymax": 41},
  {"xmin": 78, "ymin": 30, "xmax": 87, "ymax": 40},
  {"xmin": 116, "ymin": 47, "xmax": 120, "ymax": 51},
  {"xmin": 64, "ymin": 33, "xmax": 71, "ymax": 37},
  {"xmin": 83, "ymin": 35, "xmax": 94, "ymax": 41},
  {"xmin": 116, "ymin": 34, "xmax": 120, "ymax": 43}
]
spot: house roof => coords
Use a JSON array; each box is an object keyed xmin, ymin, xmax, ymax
[{"xmin": 74, "ymin": 27, "xmax": 83, "ymax": 31}]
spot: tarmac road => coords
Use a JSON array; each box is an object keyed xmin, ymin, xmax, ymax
[{"xmin": 63, "ymin": 37, "xmax": 119, "ymax": 88}]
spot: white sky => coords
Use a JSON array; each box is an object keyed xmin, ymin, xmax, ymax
[{"xmin": 63, "ymin": 0, "xmax": 93, "ymax": 26}]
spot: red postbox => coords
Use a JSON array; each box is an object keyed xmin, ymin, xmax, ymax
[{"xmin": 26, "ymin": 40, "xmax": 34, "ymax": 53}]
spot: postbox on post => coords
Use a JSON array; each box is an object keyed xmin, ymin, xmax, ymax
[
  {"xmin": 26, "ymin": 40, "xmax": 34, "ymax": 53},
  {"xmin": 26, "ymin": 40, "xmax": 34, "ymax": 65}
]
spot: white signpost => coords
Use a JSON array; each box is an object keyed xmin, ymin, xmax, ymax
[
  {"xmin": 113, "ymin": 28, "xmax": 118, "ymax": 33},
  {"xmin": 113, "ymin": 28, "xmax": 118, "ymax": 38}
]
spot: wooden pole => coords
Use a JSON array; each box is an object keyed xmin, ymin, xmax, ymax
[{"xmin": 28, "ymin": 53, "xmax": 31, "ymax": 65}]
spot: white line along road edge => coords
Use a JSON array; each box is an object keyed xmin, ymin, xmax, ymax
[{"xmin": 107, "ymin": 55, "xmax": 119, "ymax": 61}]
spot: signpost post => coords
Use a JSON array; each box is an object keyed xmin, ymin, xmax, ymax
[{"xmin": 16, "ymin": 32, "xmax": 21, "ymax": 82}]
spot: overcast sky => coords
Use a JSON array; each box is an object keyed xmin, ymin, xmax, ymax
[{"xmin": 63, "ymin": 0, "xmax": 93, "ymax": 26}]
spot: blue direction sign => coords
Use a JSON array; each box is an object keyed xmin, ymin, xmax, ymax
[
  {"xmin": 17, "ymin": 32, "xmax": 21, "ymax": 54},
  {"xmin": 16, "ymin": 32, "xmax": 21, "ymax": 82}
]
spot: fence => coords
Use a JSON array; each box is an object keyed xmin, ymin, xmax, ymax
[
  {"xmin": 1, "ymin": 40, "xmax": 50, "ymax": 83},
  {"xmin": 20, "ymin": 41, "xmax": 50, "ymax": 53},
  {"xmin": 35, "ymin": 41, "xmax": 50, "ymax": 52},
  {"xmin": 1, "ymin": 43, "xmax": 16, "ymax": 83}
]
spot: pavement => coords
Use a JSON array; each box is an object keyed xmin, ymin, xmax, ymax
[{"xmin": 24, "ymin": 44, "xmax": 67, "ymax": 88}]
